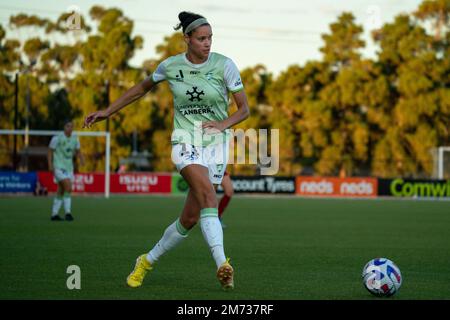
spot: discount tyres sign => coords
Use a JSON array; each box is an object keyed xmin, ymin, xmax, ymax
[{"xmin": 222, "ymin": 176, "xmax": 296, "ymax": 194}]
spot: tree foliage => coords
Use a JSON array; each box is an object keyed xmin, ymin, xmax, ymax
[{"xmin": 0, "ymin": 1, "xmax": 448, "ymax": 177}]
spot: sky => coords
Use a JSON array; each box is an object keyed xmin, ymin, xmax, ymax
[{"xmin": 0, "ymin": 0, "xmax": 424, "ymax": 75}]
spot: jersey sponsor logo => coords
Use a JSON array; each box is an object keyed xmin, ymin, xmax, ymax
[
  {"xmin": 190, "ymin": 70, "xmax": 200, "ymax": 75},
  {"xmin": 60, "ymin": 140, "xmax": 76, "ymax": 158},
  {"xmin": 175, "ymin": 69, "xmax": 184, "ymax": 82},
  {"xmin": 177, "ymin": 104, "xmax": 216, "ymax": 116},
  {"xmin": 213, "ymin": 174, "xmax": 223, "ymax": 179},
  {"xmin": 205, "ymin": 71, "xmax": 213, "ymax": 80},
  {"xmin": 234, "ymin": 79, "xmax": 242, "ymax": 87},
  {"xmin": 181, "ymin": 107, "xmax": 215, "ymax": 116},
  {"xmin": 186, "ymin": 86, "xmax": 205, "ymax": 102}
]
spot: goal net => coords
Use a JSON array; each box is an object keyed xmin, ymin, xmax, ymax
[{"xmin": 0, "ymin": 129, "xmax": 111, "ymax": 198}]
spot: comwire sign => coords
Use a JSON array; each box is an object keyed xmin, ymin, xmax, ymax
[{"xmin": 379, "ymin": 179, "xmax": 450, "ymax": 198}]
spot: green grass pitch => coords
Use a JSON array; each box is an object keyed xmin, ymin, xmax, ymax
[{"xmin": 1, "ymin": 195, "xmax": 449, "ymax": 299}]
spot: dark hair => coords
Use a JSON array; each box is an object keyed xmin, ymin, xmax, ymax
[{"xmin": 174, "ymin": 11, "xmax": 209, "ymax": 35}]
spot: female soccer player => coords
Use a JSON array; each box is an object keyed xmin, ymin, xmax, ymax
[
  {"xmin": 83, "ymin": 11, "xmax": 250, "ymax": 290},
  {"xmin": 48, "ymin": 120, "xmax": 85, "ymax": 221}
]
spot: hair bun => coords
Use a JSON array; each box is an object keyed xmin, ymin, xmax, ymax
[
  {"xmin": 174, "ymin": 11, "xmax": 205, "ymax": 33},
  {"xmin": 178, "ymin": 11, "xmax": 190, "ymax": 23}
]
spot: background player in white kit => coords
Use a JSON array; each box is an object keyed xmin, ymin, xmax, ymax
[
  {"xmin": 48, "ymin": 120, "xmax": 85, "ymax": 221},
  {"xmin": 84, "ymin": 11, "xmax": 250, "ymax": 290}
]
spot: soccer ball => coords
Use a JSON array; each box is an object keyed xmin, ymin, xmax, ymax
[{"xmin": 362, "ymin": 258, "xmax": 402, "ymax": 297}]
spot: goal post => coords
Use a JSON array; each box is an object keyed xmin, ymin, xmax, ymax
[
  {"xmin": 0, "ymin": 129, "xmax": 111, "ymax": 198},
  {"xmin": 437, "ymin": 146, "xmax": 450, "ymax": 180}
]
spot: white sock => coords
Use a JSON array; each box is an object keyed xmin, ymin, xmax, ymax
[
  {"xmin": 52, "ymin": 197, "xmax": 63, "ymax": 216},
  {"xmin": 63, "ymin": 194, "xmax": 71, "ymax": 214},
  {"xmin": 200, "ymin": 208, "xmax": 226, "ymax": 268},
  {"xmin": 147, "ymin": 219, "xmax": 188, "ymax": 264}
]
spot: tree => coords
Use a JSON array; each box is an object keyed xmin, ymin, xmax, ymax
[
  {"xmin": 266, "ymin": 62, "xmax": 330, "ymax": 175},
  {"xmin": 414, "ymin": 0, "xmax": 450, "ymax": 41},
  {"xmin": 1, "ymin": 0, "xmax": 447, "ymax": 178},
  {"xmin": 0, "ymin": 24, "xmax": 21, "ymax": 168},
  {"xmin": 372, "ymin": 11, "xmax": 449, "ymax": 177},
  {"xmin": 65, "ymin": 6, "xmax": 147, "ymax": 171},
  {"xmin": 314, "ymin": 12, "xmax": 368, "ymax": 176},
  {"xmin": 230, "ymin": 64, "xmax": 272, "ymax": 175},
  {"xmin": 142, "ymin": 33, "xmax": 185, "ymax": 171},
  {"xmin": 320, "ymin": 12, "xmax": 365, "ymax": 69}
]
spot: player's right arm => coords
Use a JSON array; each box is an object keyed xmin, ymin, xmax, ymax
[
  {"xmin": 48, "ymin": 136, "xmax": 58, "ymax": 172},
  {"xmin": 83, "ymin": 77, "xmax": 156, "ymax": 128}
]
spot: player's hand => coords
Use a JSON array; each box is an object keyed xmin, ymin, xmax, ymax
[
  {"xmin": 202, "ymin": 121, "xmax": 225, "ymax": 134},
  {"xmin": 83, "ymin": 110, "xmax": 109, "ymax": 128}
]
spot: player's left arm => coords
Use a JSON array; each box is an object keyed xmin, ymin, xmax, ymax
[
  {"xmin": 221, "ymin": 90, "xmax": 250, "ymax": 129},
  {"xmin": 202, "ymin": 58, "xmax": 250, "ymax": 132},
  {"xmin": 202, "ymin": 90, "xmax": 250, "ymax": 132}
]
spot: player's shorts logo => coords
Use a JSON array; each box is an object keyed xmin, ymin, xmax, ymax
[{"xmin": 180, "ymin": 144, "xmax": 200, "ymax": 161}]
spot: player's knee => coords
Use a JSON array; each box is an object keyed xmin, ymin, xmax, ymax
[
  {"xmin": 201, "ymin": 189, "xmax": 217, "ymax": 208},
  {"xmin": 191, "ymin": 180, "xmax": 218, "ymax": 208},
  {"xmin": 225, "ymin": 188, "xmax": 234, "ymax": 197}
]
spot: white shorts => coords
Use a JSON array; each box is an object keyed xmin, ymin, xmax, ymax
[
  {"xmin": 171, "ymin": 140, "xmax": 229, "ymax": 185},
  {"xmin": 53, "ymin": 168, "xmax": 74, "ymax": 183}
]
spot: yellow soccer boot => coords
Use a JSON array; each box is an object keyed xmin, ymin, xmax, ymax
[
  {"xmin": 126, "ymin": 254, "xmax": 153, "ymax": 288},
  {"xmin": 216, "ymin": 258, "xmax": 234, "ymax": 290}
]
